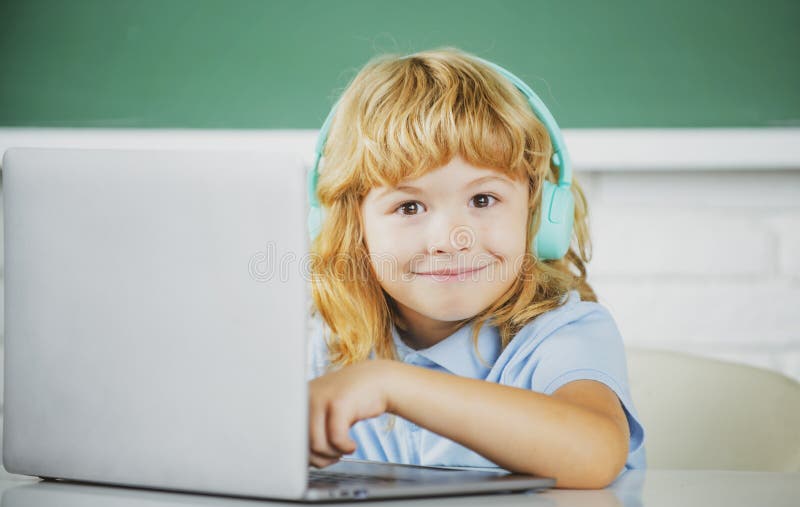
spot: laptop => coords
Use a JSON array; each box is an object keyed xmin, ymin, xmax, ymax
[{"xmin": 1, "ymin": 147, "xmax": 555, "ymax": 501}]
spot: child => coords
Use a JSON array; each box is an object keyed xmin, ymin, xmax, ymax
[{"xmin": 305, "ymin": 47, "xmax": 645, "ymax": 489}]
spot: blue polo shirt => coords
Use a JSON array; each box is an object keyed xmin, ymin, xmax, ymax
[{"xmin": 307, "ymin": 289, "xmax": 646, "ymax": 472}]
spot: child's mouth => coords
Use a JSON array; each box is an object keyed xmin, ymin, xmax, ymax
[{"xmin": 413, "ymin": 264, "xmax": 489, "ymax": 282}]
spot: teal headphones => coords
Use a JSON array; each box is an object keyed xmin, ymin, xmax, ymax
[{"xmin": 307, "ymin": 55, "xmax": 574, "ymax": 261}]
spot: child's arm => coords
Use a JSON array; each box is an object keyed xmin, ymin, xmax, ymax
[
  {"xmin": 308, "ymin": 359, "xmax": 630, "ymax": 489},
  {"xmin": 388, "ymin": 361, "xmax": 631, "ymax": 489}
]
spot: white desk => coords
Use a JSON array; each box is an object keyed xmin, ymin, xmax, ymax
[{"xmin": 0, "ymin": 470, "xmax": 797, "ymax": 507}]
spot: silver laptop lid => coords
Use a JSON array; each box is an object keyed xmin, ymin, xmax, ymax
[{"xmin": 2, "ymin": 148, "xmax": 309, "ymax": 499}]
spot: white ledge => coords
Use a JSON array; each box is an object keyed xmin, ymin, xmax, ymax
[
  {"xmin": 566, "ymin": 128, "xmax": 800, "ymax": 171},
  {"xmin": 0, "ymin": 127, "xmax": 798, "ymax": 171}
]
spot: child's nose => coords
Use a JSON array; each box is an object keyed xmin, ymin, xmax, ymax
[{"xmin": 425, "ymin": 215, "xmax": 475, "ymax": 255}]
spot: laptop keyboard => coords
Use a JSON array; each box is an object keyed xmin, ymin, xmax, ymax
[{"xmin": 308, "ymin": 469, "xmax": 416, "ymax": 487}]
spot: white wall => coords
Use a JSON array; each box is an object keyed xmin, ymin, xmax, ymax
[{"xmin": 582, "ymin": 169, "xmax": 800, "ymax": 381}]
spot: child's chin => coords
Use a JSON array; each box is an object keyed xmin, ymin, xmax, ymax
[{"xmin": 416, "ymin": 305, "xmax": 486, "ymax": 323}]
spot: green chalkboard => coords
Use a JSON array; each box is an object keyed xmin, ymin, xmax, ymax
[{"xmin": 1, "ymin": 0, "xmax": 798, "ymax": 128}]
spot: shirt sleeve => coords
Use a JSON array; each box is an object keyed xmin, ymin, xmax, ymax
[{"xmin": 525, "ymin": 302, "xmax": 647, "ymax": 469}]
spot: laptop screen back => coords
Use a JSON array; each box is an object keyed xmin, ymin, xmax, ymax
[{"xmin": 2, "ymin": 148, "xmax": 309, "ymax": 499}]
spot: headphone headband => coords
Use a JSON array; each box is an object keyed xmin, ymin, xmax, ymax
[{"xmin": 471, "ymin": 56, "xmax": 572, "ymax": 187}]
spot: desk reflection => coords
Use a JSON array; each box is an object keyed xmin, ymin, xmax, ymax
[{"xmin": 0, "ymin": 470, "xmax": 643, "ymax": 507}]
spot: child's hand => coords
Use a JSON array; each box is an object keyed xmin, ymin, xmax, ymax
[{"xmin": 308, "ymin": 359, "xmax": 397, "ymax": 468}]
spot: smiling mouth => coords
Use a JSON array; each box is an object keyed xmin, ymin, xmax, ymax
[{"xmin": 414, "ymin": 264, "xmax": 490, "ymax": 277}]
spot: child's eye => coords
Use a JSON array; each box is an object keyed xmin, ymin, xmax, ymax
[
  {"xmin": 470, "ymin": 194, "xmax": 498, "ymax": 208},
  {"xmin": 395, "ymin": 201, "xmax": 426, "ymax": 216}
]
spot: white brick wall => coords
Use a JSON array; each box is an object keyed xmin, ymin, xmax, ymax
[
  {"xmin": 583, "ymin": 169, "xmax": 800, "ymax": 381},
  {"xmin": 770, "ymin": 214, "xmax": 800, "ymax": 278}
]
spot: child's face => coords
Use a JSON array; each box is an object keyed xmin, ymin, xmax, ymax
[{"xmin": 361, "ymin": 155, "xmax": 530, "ymax": 334}]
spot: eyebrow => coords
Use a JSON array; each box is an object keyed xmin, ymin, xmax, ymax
[{"xmin": 377, "ymin": 175, "xmax": 514, "ymax": 200}]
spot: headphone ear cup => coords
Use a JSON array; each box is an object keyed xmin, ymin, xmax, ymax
[
  {"xmin": 307, "ymin": 205, "xmax": 325, "ymax": 244},
  {"xmin": 533, "ymin": 180, "xmax": 575, "ymax": 260}
]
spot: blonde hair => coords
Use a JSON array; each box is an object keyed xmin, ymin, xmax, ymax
[{"xmin": 310, "ymin": 47, "xmax": 596, "ymax": 368}]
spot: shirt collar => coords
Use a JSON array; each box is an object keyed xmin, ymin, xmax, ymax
[{"xmin": 390, "ymin": 318, "xmax": 502, "ymax": 379}]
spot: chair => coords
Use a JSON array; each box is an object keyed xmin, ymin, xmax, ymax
[{"xmin": 626, "ymin": 347, "xmax": 800, "ymax": 472}]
